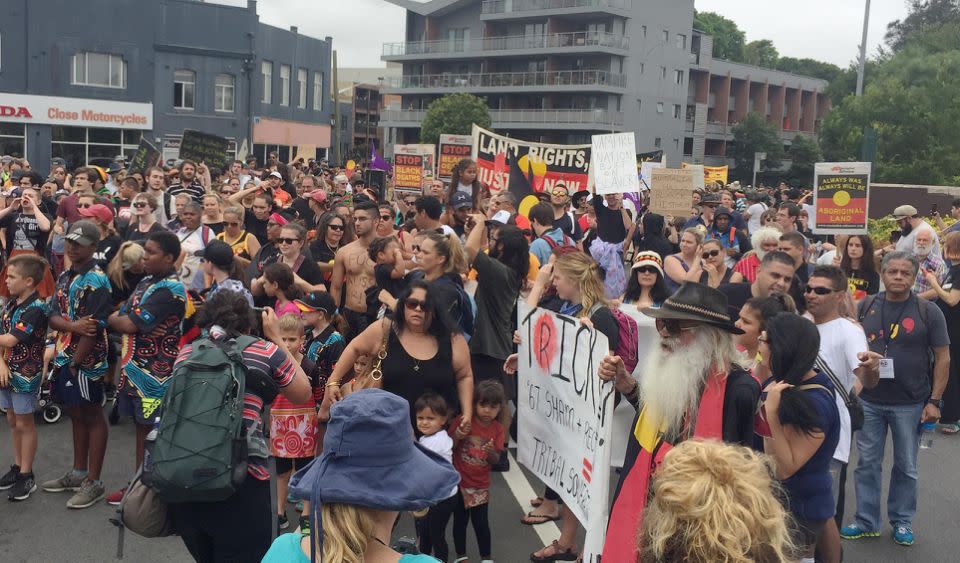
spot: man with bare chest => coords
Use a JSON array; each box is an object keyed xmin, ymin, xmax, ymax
[{"xmin": 331, "ymin": 200, "xmax": 379, "ymax": 340}]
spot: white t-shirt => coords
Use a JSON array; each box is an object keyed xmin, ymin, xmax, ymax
[
  {"xmin": 419, "ymin": 431, "xmax": 457, "ymax": 497},
  {"xmin": 896, "ymin": 220, "xmax": 941, "ymax": 256},
  {"xmin": 814, "ymin": 317, "xmax": 868, "ymax": 463},
  {"xmin": 746, "ymin": 202, "xmax": 767, "ymax": 233}
]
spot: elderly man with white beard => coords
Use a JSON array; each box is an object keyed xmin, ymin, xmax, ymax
[
  {"xmin": 913, "ymin": 229, "xmax": 946, "ymax": 299},
  {"xmin": 598, "ymin": 282, "xmax": 760, "ymax": 562}
]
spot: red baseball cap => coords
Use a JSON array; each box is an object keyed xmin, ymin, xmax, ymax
[{"xmin": 79, "ymin": 203, "xmax": 114, "ymax": 225}]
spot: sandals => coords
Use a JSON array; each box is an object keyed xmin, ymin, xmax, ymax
[
  {"xmin": 530, "ymin": 540, "xmax": 579, "ymax": 562},
  {"xmin": 521, "ymin": 510, "xmax": 561, "ymax": 525},
  {"xmin": 940, "ymin": 422, "xmax": 960, "ymax": 435},
  {"xmin": 530, "ymin": 496, "xmax": 544, "ymax": 507}
]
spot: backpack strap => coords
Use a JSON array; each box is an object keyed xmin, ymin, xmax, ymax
[
  {"xmin": 814, "ymin": 355, "xmax": 853, "ymax": 408},
  {"xmin": 857, "ymin": 293, "xmax": 879, "ymax": 324},
  {"xmin": 796, "ymin": 383, "xmax": 835, "ymax": 397}
]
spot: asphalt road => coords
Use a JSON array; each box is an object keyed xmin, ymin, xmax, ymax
[{"xmin": 1, "ymin": 405, "xmax": 957, "ymax": 562}]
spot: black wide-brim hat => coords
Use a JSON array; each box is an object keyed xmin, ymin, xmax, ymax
[{"xmin": 642, "ymin": 282, "xmax": 744, "ymax": 334}]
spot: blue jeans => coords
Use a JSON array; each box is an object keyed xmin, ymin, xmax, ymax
[{"xmin": 853, "ymin": 399, "xmax": 924, "ymax": 530}]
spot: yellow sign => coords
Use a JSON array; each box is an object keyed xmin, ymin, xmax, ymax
[{"xmin": 704, "ymin": 165, "xmax": 729, "ymax": 185}]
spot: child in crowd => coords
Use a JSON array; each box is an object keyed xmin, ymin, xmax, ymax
[
  {"xmin": 269, "ymin": 314, "xmax": 320, "ymax": 532},
  {"xmin": 451, "ymin": 380, "xmax": 508, "ymax": 563},
  {"xmin": 367, "ymin": 235, "xmax": 406, "ymax": 316},
  {"xmin": 262, "ymin": 262, "xmax": 302, "ymax": 318},
  {"xmin": 0, "ymin": 255, "xmax": 52, "ymax": 501},
  {"xmin": 413, "ymin": 393, "xmax": 459, "ymax": 562}
]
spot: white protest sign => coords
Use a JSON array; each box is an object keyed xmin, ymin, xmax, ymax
[
  {"xmin": 639, "ymin": 160, "xmax": 665, "ymax": 191},
  {"xmin": 517, "ymin": 301, "xmax": 615, "ymax": 563},
  {"xmin": 682, "ymin": 163, "xmax": 706, "ymax": 192},
  {"xmin": 591, "ymin": 132, "xmax": 639, "ymax": 195}
]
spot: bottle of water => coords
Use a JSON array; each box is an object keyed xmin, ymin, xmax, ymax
[
  {"xmin": 919, "ymin": 422, "xmax": 936, "ymax": 450},
  {"xmin": 143, "ymin": 416, "xmax": 161, "ymax": 471}
]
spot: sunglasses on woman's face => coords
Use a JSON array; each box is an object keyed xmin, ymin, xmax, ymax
[
  {"xmin": 328, "ymin": 224, "xmax": 345, "ymax": 231},
  {"xmin": 404, "ymin": 298, "xmax": 426, "ymax": 311},
  {"xmin": 132, "ymin": 202, "xmax": 147, "ymax": 208},
  {"xmin": 225, "ymin": 221, "xmax": 241, "ymax": 227},
  {"xmin": 635, "ymin": 266, "xmax": 659, "ymax": 275},
  {"xmin": 701, "ymin": 249, "xmax": 721, "ymax": 259},
  {"xmin": 78, "ymin": 203, "xmax": 92, "ymax": 209},
  {"xmin": 277, "ymin": 237, "xmax": 301, "ymax": 245}
]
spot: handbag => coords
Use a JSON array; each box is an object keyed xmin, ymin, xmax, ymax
[
  {"xmin": 814, "ymin": 355, "xmax": 864, "ymax": 431},
  {"xmin": 110, "ymin": 466, "xmax": 174, "ymax": 558},
  {"xmin": 342, "ymin": 318, "xmax": 390, "ymax": 395}
]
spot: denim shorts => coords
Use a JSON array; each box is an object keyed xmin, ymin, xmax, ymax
[{"xmin": 0, "ymin": 388, "xmax": 38, "ymax": 415}]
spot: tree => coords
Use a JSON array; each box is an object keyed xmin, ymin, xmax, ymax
[
  {"xmin": 775, "ymin": 57, "xmax": 843, "ymax": 82},
  {"xmin": 742, "ymin": 40, "xmax": 779, "ymax": 69},
  {"xmin": 419, "ymin": 93, "xmax": 491, "ymax": 146},
  {"xmin": 885, "ymin": 0, "xmax": 960, "ymax": 52},
  {"xmin": 731, "ymin": 112, "xmax": 784, "ymax": 182},
  {"xmin": 786, "ymin": 134, "xmax": 822, "ymax": 186},
  {"xmin": 693, "ymin": 11, "xmax": 745, "ymax": 61}
]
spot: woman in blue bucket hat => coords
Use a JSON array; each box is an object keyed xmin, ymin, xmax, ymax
[{"xmin": 262, "ymin": 388, "xmax": 460, "ymax": 563}]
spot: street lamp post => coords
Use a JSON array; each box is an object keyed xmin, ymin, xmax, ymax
[{"xmin": 856, "ymin": 0, "xmax": 871, "ymax": 96}]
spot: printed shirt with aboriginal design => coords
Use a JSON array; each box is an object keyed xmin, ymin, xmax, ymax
[
  {"xmin": 119, "ymin": 271, "xmax": 187, "ymax": 401},
  {"xmin": 1, "ymin": 293, "xmax": 49, "ymax": 393},
  {"xmin": 50, "ymin": 260, "xmax": 112, "ymax": 380},
  {"xmin": 302, "ymin": 324, "xmax": 345, "ymax": 403}
]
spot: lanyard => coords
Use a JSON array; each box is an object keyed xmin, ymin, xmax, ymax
[{"xmin": 879, "ymin": 295, "xmax": 911, "ymax": 355}]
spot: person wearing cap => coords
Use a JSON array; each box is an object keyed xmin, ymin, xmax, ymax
[
  {"xmin": 597, "ymin": 282, "xmax": 760, "ymax": 561},
  {"xmin": 103, "ymin": 162, "xmax": 125, "ymax": 197},
  {"xmin": 0, "ymin": 181, "xmax": 54, "ymax": 297},
  {"xmin": 487, "ymin": 192, "xmax": 531, "ymax": 232},
  {"xmin": 263, "ymin": 389, "xmax": 458, "ymax": 563},
  {"xmin": 706, "ymin": 205, "xmax": 751, "ymax": 268},
  {"xmin": 199, "ymin": 239, "xmax": 254, "ymax": 306},
  {"xmin": 683, "ymin": 192, "xmax": 720, "ymax": 230},
  {"xmin": 42, "ymin": 220, "xmax": 114, "ymax": 509},
  {"xmin": 881, "ymin": 204, "xmax": 942, "ymax": 258},
  {"xmin": 52, "ymin": 166, "xmax": 115, "ymax": 239},
  {"xmin": 79, "ymin": 203, "xmax": 121, "ymax": 269},
  {"xmin": 446, "ymin": 191, "xmax": 473, "ymax": 241},
  {"xmin": 623, "ymin": 251, "xmax": 671, "ymax": 309},
  {"xmin": 105, "ymin": 231, "xmax": 186, "ymax": 505},
  {"xmin": 166, "ymin": 160, "xmax": 206, "ymax": 206}
]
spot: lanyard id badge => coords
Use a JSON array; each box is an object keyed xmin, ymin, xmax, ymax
[{"xmin": 879, "ymin": 358, "xmax": 895, "ymax": 379}]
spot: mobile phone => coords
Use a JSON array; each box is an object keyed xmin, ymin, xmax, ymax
[{"xmin": 890, "ymin": 230, "xmax": 902, "ymax": 243}]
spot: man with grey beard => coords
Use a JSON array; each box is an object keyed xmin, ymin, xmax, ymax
[
  {"xmin": 912, "ymin": 228, "xmax": 946, "ymax": 299},
  {"xmin": 597, "ymin": 282, "xmax": 760, "ymax": 561}
]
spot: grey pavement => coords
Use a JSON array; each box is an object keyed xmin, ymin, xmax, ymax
[{"xmin": 1, "ymin": 406, "xmax": 958, "ymax": 562}]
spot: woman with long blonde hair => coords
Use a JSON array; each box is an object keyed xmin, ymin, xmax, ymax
[{"xmin": 640, "ymin": 439, "xmax": 798, "ymax": 563}]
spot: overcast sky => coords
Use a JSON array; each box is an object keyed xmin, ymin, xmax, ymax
[{"xmin": 246, "ymin": 0, "xmax": 908, "ymax": 69}]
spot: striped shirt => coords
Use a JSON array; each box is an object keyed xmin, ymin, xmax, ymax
[{"xmin": 167, "ymin": 180, "xmax": 206, "ymax": 206}]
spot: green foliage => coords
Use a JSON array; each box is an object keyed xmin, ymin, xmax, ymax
[
  {"xmin": 419, "ymin": 93, "xmax": 491, "ymax": 146},
  {"xmin": 693, "ymin": 11, "xmax": 745, "ymax": 61},
  {"xmin": 885, "ymin": 0, "xmax": 960, "ymax": 52},
  {"xmin": 776, "ymin": 57, "xmax": 843, "ymax": 82},
  {"xmin": 786, "ymin": 135, "xmax": 822, "ymax": 187},
  {"xmin": 742, "ymin": 40, "xmax": 779, "ymax": 69},
  {"xmin": 731, "ymin": 112, "xmax": 784, "ymax": 182}
]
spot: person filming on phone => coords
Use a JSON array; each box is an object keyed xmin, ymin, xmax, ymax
[{"xmin": 933, "ymin": 199, "xmax": 960, "ymax": 236}]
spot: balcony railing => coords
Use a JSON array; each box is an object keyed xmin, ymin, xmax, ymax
[
  {"xmin": 384, "ymin": 70, "xmax": 626, "ymax": 90},
  {"xmin": 381, "ymin": 108, "xmax": 623, "ymax": 127},
  {"xmin": 481, "ymin": 0, "xmax": 631, "ymax": 14},
  {"xmin": 382, "ymin": 31, "xmax": 628, "ymax": 57}
]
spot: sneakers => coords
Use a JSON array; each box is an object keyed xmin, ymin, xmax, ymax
[
  {"xmin": 893, "ymin": 526, "xmax": 915, "ymax": 546},
  {"xmin": 66, "ymin": 480, "xmax": 105, "ymax": 509},
  {"xmin": 8, "ymin": 473, "xmax": 36, "ymax": 501},
  {"xmin": 106, "ymin": 486, "xmax": 128, "ymax": 506},
  {"xmin": 41, "ymin": 470, "xmax": 86, "ymax": 492},
  {"xmin": 839, "ymin": 523, "xmax": 881, "ymax": 540},
  {"xmin": 0, "ymin": 464, "xmax": 20, "ymax": 490},
  {"xmin": 278, "ymin": 514, "xmax": 290, "ymax": 531}
]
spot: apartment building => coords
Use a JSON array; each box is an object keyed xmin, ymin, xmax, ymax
[{"xmin": 379, "ymin": 0, "xmax": 829, "ymax": 170}]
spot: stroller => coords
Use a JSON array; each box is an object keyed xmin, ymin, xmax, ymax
[{"xmin": 0, "ymin": 369, "xmax": 61, "ymax": 424}]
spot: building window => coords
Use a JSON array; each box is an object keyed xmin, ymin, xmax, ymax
[
  {"xmin": 676, "ymin": 34, "xmax": 686, "ymax": 50},
  {"xmin": 51, "ymin": 127, "xmax": 141, "ymax": 171},
  {"xmin": 674, "ymin": 138, "xmax": 680, "ymax": 150},
  {"xmin": 280, "ymin": 65, "xmax": 290, "ymax": 106},
  {"xmin": 215, "ymin": 74, "xmax": 235, "ymax": 113},
  {"xmin": 656, "ymin": 102, "xmax": 664, "ymax": 114},
  {"xmin": 297, "ymin": 68, "xmax": 307, "ymax": 109},
  {"xmin": 313, "ymin": 72, "xmax": 323, "ymax": 111},
  {"xmin": 0, "ymin": 123, "xmax": 25, "ymax": 158},
  {"xmin": 173, "ymin": 70, "xmax": 196, "ymax": 110},
  {"xmin": 660, "ymin": 66, "xmax": 667, "ymax": 79},
  {"xmin": 654, "ymin": 137, "xmax": 662, "ymax": 148},
  {"xmin": 675, "ymin": 70, "xmax": 684, "ymax": 84},
  {"xmin": 71, "ymin": 52, "xmax": 126, "ymax": 89},
  {"xmin": 262, "ymin": 61, "xmax": 272, "ymax": 104},
  {"xmin": 662, "ymin": 30, "xmax": 669, "ymax": 42},
  {"xmin": 673, "ymin": 104, "xmax": 682, "ymax": 118}
]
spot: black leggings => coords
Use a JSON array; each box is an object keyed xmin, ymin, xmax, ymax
[
  {"xmin": 169, "ymin": 476, "xmax": 272, "ymax": 563},
  {"xmin": 417, "ymin": 494, "xmax": 458, "ymax": 561},
  {"xmin": 453, "ymin": 490, "xmax": 491, "ymax": 558}
]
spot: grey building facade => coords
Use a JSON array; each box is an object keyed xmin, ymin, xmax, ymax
[
  {"xmin": 0, "ymin": 0, "xmax": 333, "ymax": 174},
  {"xmin": 378, "ymin": 0, "xmax": 828, "ymax": 171}
]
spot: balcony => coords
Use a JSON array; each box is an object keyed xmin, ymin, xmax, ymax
[
  {"xmin": 381, "ymin": 108, "xmax": 623, "ymax": 129},
  {"xmin": 382, "ymin": 31, "xmax": 629, "ymax": 60},
  {"xmin": 383, "ymin": 70, "xmax": 626, "ymax": 93},
  {"xmin": 481, "ymin": 0, "xmax": 632, "ymax": 19}
]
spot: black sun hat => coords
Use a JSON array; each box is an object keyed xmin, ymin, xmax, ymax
[{"xmin": 641, "ymin": 282, "xmax": 744, "ymax": 334}]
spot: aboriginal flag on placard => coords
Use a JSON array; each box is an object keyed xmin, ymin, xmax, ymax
[{"xmin": 507, "ymin": 149, "xmax": 534, "ymax": 201}]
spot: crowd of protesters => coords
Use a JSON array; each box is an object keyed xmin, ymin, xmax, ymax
[{"xmin": 0, "ymin": 150, "xmax": 955, "ymax": 563}]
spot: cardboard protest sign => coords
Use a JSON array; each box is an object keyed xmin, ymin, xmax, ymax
[
  {"xmin": 179, "ymin": 130, "xmax": 230, "ymax": 171},
  {"xmin": 649, "ymin": 168, "xmax": 695, "ymax": 218},
  {"xmin": 438, "ymin": 134, "xmax": 473, "ymax": 180},
  {"xmin": 813, "ymin": 162, "xmax": 871, "ymax": 235},
  {"xmin": 472, "ymin": 125, "xmax": 591, "ymax": 194},
  {"xmin": 517, "ymin": 301, "xmax": 615, "ymax": 563},
  {"xmin": 591, "ymin": 132, "xmax": 639, "ymax": 195},
  {"xmin": 704, "ymin": 165, "xmax": 729, "ymax": 185},
  {"xmin": 393, "ymin": 152, "xmax": 425, "ymax": 197},
  {"xmin": 127, "ymin": 136, "xmax": 161, "ymax": 173}
]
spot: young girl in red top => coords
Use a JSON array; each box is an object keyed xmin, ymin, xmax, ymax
[{"xmin": 450, "ymin": 380, "xmax": 508, "ymax": 563}]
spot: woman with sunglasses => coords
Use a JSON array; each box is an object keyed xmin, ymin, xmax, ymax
[
  {"xmin": 253, "ymin": 222, "xmax": 325, "ymax": 295},
  {"xmin": 216, "ymin": 206, "xmax": 261, "ymax": 271},
  {"xmin": 308, "ymin": 212, "xmax": 346, "ymax": 290},
  {"xmin": 623, "ymin": 251, "xmax": 670, "ymax": 309},
  {"xmin": 322, "ymin": 280, "xmax": 474, "ymax": 430},
  {"xmin": 755, "ymin": 313, "xmax": 840, "ymax": 562},
  {"xmin": 123, "ymin": 192, "xmax": 167, "ymax": 245},
  {"xmin": 685, "ymin": 238, "xmax": 738, "ymax": 289},
  {"xmin": 663, "ymin": 227, "xmax": 703, "ymax": 293}
]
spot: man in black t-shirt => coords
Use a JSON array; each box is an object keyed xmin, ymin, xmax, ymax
[{"xmin": 719, "ymin": 251, "xmax": 795, "ymax": 321}]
